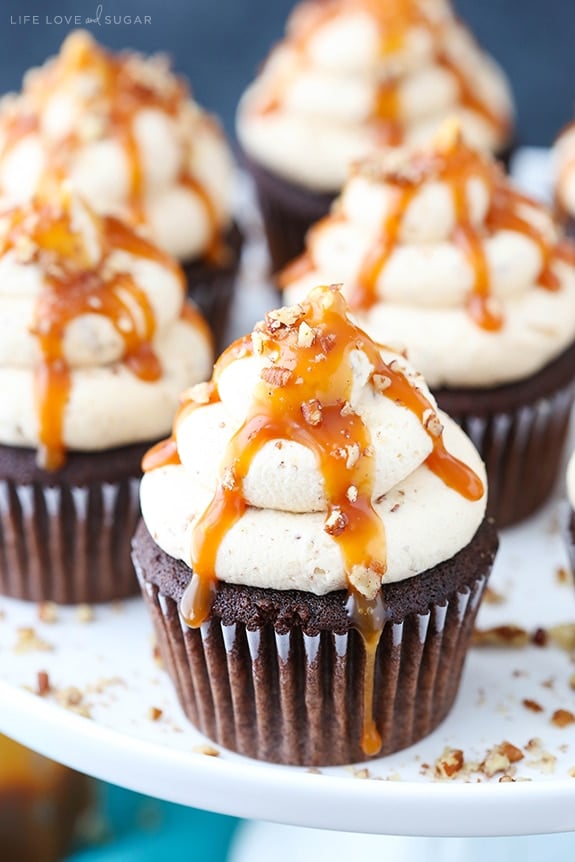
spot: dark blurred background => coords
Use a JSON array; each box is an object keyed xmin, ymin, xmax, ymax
[{"xmin": 0, "ymin": 1, "xmax": 572, "ymax": 147}]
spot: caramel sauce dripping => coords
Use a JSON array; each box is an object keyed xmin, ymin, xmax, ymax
[
  {"xmin": 3, "ymin": 196, "xmax": 180, "ymax": 469},
  {"xmin": 253, "ymin": 0, "xmax": 507, "ymax": 146},
  {"xmin": 0, "ymin": 32, "xmax": 222, "ymax": 261},
  {"xmin": 152, "ymin": 285, "xmax": 483, "ymax": 754},
  {"xmin": 289, "ymin": 128, "xmax": 566, "ymax": 332}
]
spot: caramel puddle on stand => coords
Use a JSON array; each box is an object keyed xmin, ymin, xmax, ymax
[{"xmin": 158, "ymin": 287, "xmax": 482, "ymax": 757}]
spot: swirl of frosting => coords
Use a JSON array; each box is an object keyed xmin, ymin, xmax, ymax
[
  {"xmin": 0, "ymin": 187, "xmax": 213, "ymax": 469},
  {"xmin": 237, "ymin": 0, "xmax": 513, "ymax": 191},
  {"xmin": 0, "ymin": 31, "xmax": 234, "ymax": 262},
  {"xmin": 282, "ymin": 123, "xmax": 575, "ymax": 388},
  {"xmin": 140, "ymin": 284, "xmax": 485, "ymax": 613}
]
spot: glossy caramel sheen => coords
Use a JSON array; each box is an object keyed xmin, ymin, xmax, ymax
[
  {"xmin": 0, "ymin": 31, "xmax": 222, "ymax": 259},
  {"xmin": 1, "ymin": 196, "xmax": 183, "ymax": 469},
  {"xmin": 253, "ymin": 0, "xmax": 509, "ymax": 145},
  {"xmin": 145, "ymin": 285, "xmax": 484, "ymax": 755}
]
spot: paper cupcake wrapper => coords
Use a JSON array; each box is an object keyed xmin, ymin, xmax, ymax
[
  {"xmin": 243, "ymin": 154, "xmax": 336, "ymax": 275},
  {"xmin": 181, "ymin": 222, "xmax": 243, "ymax": 352},
  {"xmin": 0, "ymin": 476, "xmax": 141, "ymax": 604},
  {"xmin": 444, "ymin": 382, "xmax": 575, "ymax": 528},
  {"xmin": 137, "ymin": 568, "xmax": 488, "ymax": 767}
]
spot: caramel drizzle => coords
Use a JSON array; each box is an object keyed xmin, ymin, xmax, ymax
[
  {"xmin": 4, "ymin": 199, "xmax": 182, "ymax": 469},
  {"xmin": 0, "ymin": 33, "xmax": 221, "ymax": 258},
  {"xmin": 254, "ymin": 0, "xmax": 507, "ymax": 143},
  {"xmin": 149, "ymin": 286, "xmax": 483, "ymax": 755},
  {"xmin": 285, "ymin": 136, "xmax": 567, "ymax": 331}
]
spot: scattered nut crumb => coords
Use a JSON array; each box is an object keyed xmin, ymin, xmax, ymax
[
  {"xmin": 372, "ymin": 373, "xmax": 391, "ymax": 393},
  {"xmin": 422, "ymin": 409, "xmax": 443, "ymax": 438},
  {"xmin": 54, "ymin": 687, "xmax": 92, "ymax": 719},
  {"xmin": 522, "ymin": 699, "xmax": 544, "ymax": 713},
  {"xmin": 472, "ymin": 625, "xmax": 529, "ymax": 648},
  {"xmin": 551, "ymin": 709, "xmax": 575, "ymax": 728},
  {"xmin": 147, "ymin": 707, "xmax": 163, "ymax": 722},
  {"xmin": 297, "ymin": 320, "xmax": 315, "ymax": 348},
  {"xmin": 352, "ymin": 768, "xmax": 370, "ymax": 779},
  {"xmin": 481, "ymin": 741, "xmax": 523, "ymax": 777},
  {"xmin": 192, "ymin": 745, "xmax": 220, "ymax": 757},
  {"xmin": 532, "ymin": 627, "xmax": 548, "ymax": 647},
  {"xmin": 301, "ymin": 399, "xmax": 323, "ymax": 426},
  {"xmin": 324, "ymin": 508, "xmax": 348, "ymax": 536},
  {"xmin": 498, "ymin": 775, "xmax": 515, "ymax": 783},
  {"xmin": 483, "ymin": 587, "xmax": 506, "ymax": 605},
  {"xmin": 556, "ymin": 567, "xmax": 573, "ymax": 585},
  {"xmin": 306, "ymin": 767, "xmax": 322, "ymax": 775},
  {"xmin": 569, "ymin": 673, "xmax": 575, "ymax": 691},
  {"xmin": 569, "ymin": 767, "xmax": 575, "ymax": 778},
  {"xmin": 548, "ymin": 624, "xmax": 575, "ymax": 652},
  {"xmin": 261, "ymin": 366, "xmax": 292, "ymax": 387},
  {"xmin": 75, "ymin": 604, "xmax": 94, "ymax": 623},
  {"xmin": 434, "ymin": 747, "xmax": 464, "ymax": 779},
  {"xmin": 14, "ymin": 627, "xmax": 54, "ymax": 654},
  {"xmin": 36, "ymin": 670, "xmax": 51, "ymax": 696},
  {"xmin": 37, "ymin": 602, "xmax": 59, "ymax": 624}
]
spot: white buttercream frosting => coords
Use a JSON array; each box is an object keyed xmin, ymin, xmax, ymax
[
  {"xmin": 237, "ymin": 0, "xmax": 513, "ymax": 191},
  {"xmin": 0, "ymin": 188, "xmax": 213, "ymax": 467},
  {"xmin": 282, "ymin": 128, "xmax": 575, "ymax": 388},
  {"xmin": 140, "ymin": 285, "xmax": 486, "ymax": 596},
  {"xmin": 0, "ymin": 31, "xmax": 235, "ymax": 262}
]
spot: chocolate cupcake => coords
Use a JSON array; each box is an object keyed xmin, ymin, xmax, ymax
[
  {"xmin": 0, "ymin": 31, "xmax": 241, "ymax": 348},
  {"xmin": 0, "ymin": 187, "xmax": 213, "ymax": 604},
  {"xmin": 133, "ymin": 285, "xmax": 497, "ymax": 766},
  {"xmin": 282, "ymin": 122, "xmax": 575, "ymax": 527},
  {"xmin": 237, "ymin": 0, "xmax": 514, "ymax": 272}
]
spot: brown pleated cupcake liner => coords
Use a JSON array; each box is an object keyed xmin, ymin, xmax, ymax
[
  {"xmin": 133, "ymin": 519, "xmax": 497, "ymax": 766},
  {"xmin": 438, "ymin": 382, "xmax": 575, "ymax": 529},
  {"xmin": 0, "ymin": 475, "xmax": 141, "ymax": 604},
  {"xmin": 181, "ymin": 222, "xmax": 244, "ymax": 352},
  {"xmin": 241, "ymin": 154, "xmax": 336, "ymax": 275}
]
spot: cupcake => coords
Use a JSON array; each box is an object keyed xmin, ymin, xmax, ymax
[
  {"xmin": 237, "ymin": 0, "xmax": 514, "ymax": 272},
  {"xmin": 282, "ymin": 122, "xmax": 575, "ymax": 527},
  {"xmin": 0, "ymin": 30, "xmax": 241, "ymax": 347},
  {"xmin": 133, "ymin": 284, "xmax": 497, "ymax": 766},
  {"xmin": 553, "ymin": 119, "xmax": 575, "ymax": 240},
  {"xmin": 0, "ymin": 735, "xmax": 92, "ymax": 862},
  {"xmin": 0, "ymin": 186, "xmax": 212, "ymax": 604}
]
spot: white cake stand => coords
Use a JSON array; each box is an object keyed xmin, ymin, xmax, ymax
[{"xmin": 2, "ymin": 154, "xmax": 575, "ymax": 856}]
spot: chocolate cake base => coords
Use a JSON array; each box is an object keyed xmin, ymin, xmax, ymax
[
  {"xmin": 241, "ymin": 154, "xmax": 336, "ymax": 275},
  {"xmin": 132, "ymin": 517, "xmax": 497, "ymax": 766},
  {"xmin": 182, "ymin": 222, "xmax": 243, "ymax": 352},
  {"xmin": 0, "ymin": 441, "xmax": 150, "ymax": 604},
  {"xmin": 435, "ymin": 340, "xmax": 575, "ymax": 528}
]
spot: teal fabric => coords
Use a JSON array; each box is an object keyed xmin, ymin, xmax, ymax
[{"xmin": 66, "ymin": 782, "xmax": 240, "ymax": 862}]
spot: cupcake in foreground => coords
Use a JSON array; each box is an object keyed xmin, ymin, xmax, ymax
[
  {"xmin": 237, "ymin": 0, "xmax": 514, "ymax": 272},
  {"xmin": 0, "ymin": 30, "xmax": 241, "ymax": 346},
  {"xmin": 0, "ymin": 187, "xmax": 212, "ymax": 604},
  {"xmin": 133, "ymin": 284, "xmax": 497, "ymax": 766},
  {"xmin": 282, "ymin": 122, "xmax": 575, "ymax": 527}
]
